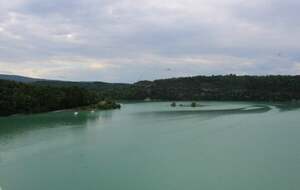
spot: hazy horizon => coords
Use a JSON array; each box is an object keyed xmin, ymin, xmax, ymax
[{"xmin": 1, "ymin": 0, "xmax": 300, "ymax": 83}]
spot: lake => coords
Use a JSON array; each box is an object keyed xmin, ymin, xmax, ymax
[{"xmin": 0, "ymin": 101, "xmax": 300, "ymax": 190}]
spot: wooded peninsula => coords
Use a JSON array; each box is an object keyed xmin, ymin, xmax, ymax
[{"xmin": 1, "ymin": 74, "xmax": 300, "ymax": 116}]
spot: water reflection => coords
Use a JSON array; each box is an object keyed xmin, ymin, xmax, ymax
[
  {"xmin": 0, "ymin": 111, "xmax": 100, "ymax": 137},
  {"xmin": 97, "ymin": 110, "xmax": 114, "ymax": 122}
]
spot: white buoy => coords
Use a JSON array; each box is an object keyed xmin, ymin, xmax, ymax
[
  {"xmin": 91, "ymin": 110, "xmax": 95, "ymax": 113},
  {"xmin": 74, "ymin": 112, "xmax": 78, "ymax": 116}
]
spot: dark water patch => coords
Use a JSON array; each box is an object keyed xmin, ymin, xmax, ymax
[
  {"xmin": 0, "ymin": 111, "xmax": 100, "ymax": 137},
  {"xmin": 273, "ymin": 102, "xmax": 300, "ymax": 112}
]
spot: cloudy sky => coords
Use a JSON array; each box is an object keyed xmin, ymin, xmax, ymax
[{"xmin": 0, "ymin": 0, "xmax": 300, "ymax": 82}]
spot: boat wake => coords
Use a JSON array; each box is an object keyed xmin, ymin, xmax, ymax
[{"xmin": 138, "ymin": 104, "xmax": 272, "ymax": 118}]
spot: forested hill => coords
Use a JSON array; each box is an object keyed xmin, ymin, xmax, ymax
[
  {"xmin": 115, "ymin": 75, "xmax": 300, "ymax": 101},
  {"xmin": 0, "ymin": 80, "xmax": 100, "ymax": 116},
  {"xmin": 0, "ymin": 74, "xmax": 42, "ymax": 83}
]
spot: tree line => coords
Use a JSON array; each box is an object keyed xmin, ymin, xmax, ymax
[{"xmin": 0, "ymin": 80, "xmax": 99, "ymax": 116}]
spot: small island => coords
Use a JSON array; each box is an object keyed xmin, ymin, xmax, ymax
[
  {"xmin": 170, "ymin": 102, "xmax": 202, "ymax": 108},
  {"xmin": 82, "ymin": 100, "xmax": 121, "ymax": 110}
]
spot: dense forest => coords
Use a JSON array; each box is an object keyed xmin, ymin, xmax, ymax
[
  {"xmin": 0, "ymin": 80, "xmax": 101, "ymax": 116},
  {"xmin": 1, "ymin": 74, "xmax": 300, "ymax": 116},
  {"xmin": 100, "ymin": 75, "xmax": 300, "ymax": 101}
]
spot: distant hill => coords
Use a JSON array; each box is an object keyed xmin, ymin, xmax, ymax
[
  {"xmin": 0, "ymin": 74, "xmax": 42, "ymax": 83},
  {"xmin": 0, "ymin": 74, "xmax": 130, "ymax": 90}
]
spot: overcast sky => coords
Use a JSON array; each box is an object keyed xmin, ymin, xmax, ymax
[{"xmin": 0, "ymin": 0, "xmax": 300, "ymax": 82}]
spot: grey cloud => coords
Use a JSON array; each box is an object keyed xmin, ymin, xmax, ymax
[
  {"xmin": 234, "ymin": 0, "xmax": 300, "ymax": 27},
  {"xmin": 0, "ymin": 0, "xmax": 300, "ymax": 82}
]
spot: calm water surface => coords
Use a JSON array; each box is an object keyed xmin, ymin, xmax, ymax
[{"xmin": 0, "ymin": 101, "xmax": 300, "ymax": 190}]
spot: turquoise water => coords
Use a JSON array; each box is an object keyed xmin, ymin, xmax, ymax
[{"xmin": 0, "ymin": 102, "xmax": 300, "ymax": 190}]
